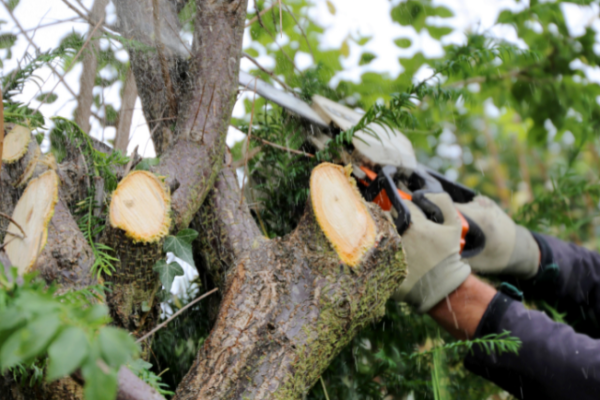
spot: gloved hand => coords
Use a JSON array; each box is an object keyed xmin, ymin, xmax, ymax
[
  {"xmin": 393, "ymin": 192, "xmax": 471, "ymax": 313},
  {"xmin": 455, "ymin": 196, "xmax": 540, "ymax": 279}
]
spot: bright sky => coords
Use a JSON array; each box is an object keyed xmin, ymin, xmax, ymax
[{"xmin": 1, "ymin": 0, "xmax": 597, "ymax": 156}]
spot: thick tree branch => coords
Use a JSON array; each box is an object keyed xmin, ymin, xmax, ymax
[
  {"xmin": 114, "ymin": 67, "xmax": 138, "ymax": 152},
  {"xmin": 74, "ymin": 0, "xmax": 109, "ymax": 133},
  {"xmin": 113, "ymin": 0, "xmax": 188, "ymax": 155},
  {"xmin": 175, "ymin": 164, "xmax": 406, "ymax": 399}
]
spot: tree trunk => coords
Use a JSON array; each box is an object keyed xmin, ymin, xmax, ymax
[
  {"xmin": 174, "ymin": 163, "xmax": 406, "ymax": 399},
  {"xmin": 114, "ymin": 67, "xmax": 138, "ymax": 152},
  {"xmin": 74, "ymin": 0, "xmax": 109, "ymax": 134}
]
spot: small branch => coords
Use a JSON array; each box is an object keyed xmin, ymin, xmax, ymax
[
  {"xmin": 1, "ymin": 1, "xmax": 79, "ymax": 99},
  {"xmin": 33, "ymin": 16, "xmax": 105, "ymax": 115},
  {"xmin": 59, "ymin": 0, "xmax": 114, "ymax": 35},
  {"xmin": 242, "ymin": 53, "xmax": 294, "ymax": 93},
  {"xmin": 240, "ymin": 78, "xmax": 258, "ymax": 205},
  {"xmin": 0, "ymin": 86, "xmax": 4, "ymax": 176},
  {"xmin": 152, "ymin": 0, "xmax": 178, "ymax": 118},
  {"xmin": 22, "ymin": 17, "xmax": 79, "ymax": 33},
  {"xmin": 252, "ymin": 136, "xmax": 314, "ymax": 158},
  {"xmin": 136, "ymin": 288, "xmax": 219, "ymax": 343},
  {"xmin": 278, "ymin": 0, "xmax": 282, "ymax": 38},
  {"xmin": 282, "ymin": 2, "xmax": 314, "ymax": 61},
  {"xmin": 445, "ymin": 69, "xmax": 523, "ymax": 88},
  {"xmin": 245, "ymin": 3, "xmax": 276, "ymax": 27},
  {"xmin": 0, "ymin": 212, "xmax": 26, "ymax": 238}
]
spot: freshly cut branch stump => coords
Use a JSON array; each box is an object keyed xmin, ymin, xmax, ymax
[
  {"xmin": 174, "ymin": 162, "xmax": 407, "ymax": 400},
  {"xmin": 109, "ymin": 170, "xmax": 171, "ymax": 242},
  {"xmin": 310, "ymin": 163, "xmax": 376, "ymax": 267},
  {"xmin": 2, "ymin": 125, "xmax": 31, "ymax": 164},
  {"xmin": 0, "ymin": 125, "xmax": 40, "ymax": 242},
  {"xmin": 104, "ymin": 170, "xmax": 171, "ymax": 336},
  {"xmin": 4, "ymin": 170, "xmax": 59, "ymax": 275}
]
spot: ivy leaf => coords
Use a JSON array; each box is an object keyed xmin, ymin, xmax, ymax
[
  {"xmin": 153, "ymin": 259, "xmax": 184, "ymax": 293},
  {"xmin": 98, "ymin": 327, "xmax": 138, "ymax": 368},
  {"xmin": 176, "ymin": 228, "xmax": 199, "ymax": 244},
  {"xmin": 134, "ymin": 157, "xmax": 160, "ymax": 171},
  {"xmin": 47, "ymin": 327, "xmax": 88, "ymax": 381},
  {"xmin": 164, "ymin": 235, "xmax": 195, "ymax": 267}
]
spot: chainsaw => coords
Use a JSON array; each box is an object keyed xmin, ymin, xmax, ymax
[{"xmin": 239, "ymin": 72, "xmax": 486, "ymax": 258}]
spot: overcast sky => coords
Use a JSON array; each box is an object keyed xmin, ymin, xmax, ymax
[{"xmin": 1, "ymin": 0, "xmax": 598, "ymax": 157}]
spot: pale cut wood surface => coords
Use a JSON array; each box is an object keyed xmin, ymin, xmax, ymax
[
  {"xmin": 4, "ymin": 170, "xmax": 58, "ymax": 274},
  {"xmin": 109, "ymin": 170, "xmax": 170, "ymax": 242},
  {"xmin": 2, "ymin": 125, "xmax": 31, "ymax": 163},
  {"xmin": 310, "ymin": 163, "xmax": 376, "ymax": 266}
]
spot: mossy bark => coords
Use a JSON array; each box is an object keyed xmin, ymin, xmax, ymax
[
  {"xmin": 174, "ymin": 200, "xmax": 406, "ymax": 400},
  {"xmin": 102, "ymin": 227, "xmax": 163, "ymax": 339}
]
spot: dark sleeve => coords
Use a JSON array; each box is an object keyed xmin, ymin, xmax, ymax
[
  {"xmin": 509, "ymin": 233, "xmax": 600, "ymax": 336},
  {"xmin": 464, "ymin": 293, "xmax": 600, "ymax": 400}
]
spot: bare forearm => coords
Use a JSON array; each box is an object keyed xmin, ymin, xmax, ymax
[{"xmin": 428, "ymin": 274, "xmax": 496, "ymax": 340}]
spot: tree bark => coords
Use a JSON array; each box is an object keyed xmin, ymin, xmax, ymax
[
  {"xmin": 174, "ymin": 164, "xmax": 406, "ymax": 399},
  {"xmin": 74, "ymin": 0, "xmax": 109, "ymax": 134},
  {"xmin": 114, "ymin": 67, "xmax": 138, "ymax": 152}
]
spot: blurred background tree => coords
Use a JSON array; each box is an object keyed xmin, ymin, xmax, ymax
[{"xmin": 2, "ymin": 0, "xmax": 600, "ymax": 398}]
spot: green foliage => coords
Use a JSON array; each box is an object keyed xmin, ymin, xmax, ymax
[
  {"xmin": 50, "ymin": 117, "xmax": 129, "ymax": 279},
  {"xmin": 153, "ymin": 260, "xmax": 184, "ymax": 294},
  {"xmin": 0, "ymin": 266, "xmax": 138, "ymax": 400}
]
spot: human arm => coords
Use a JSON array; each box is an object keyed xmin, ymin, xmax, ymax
[
  {"xmin": 429, "ymin": 275, "xmax": 600, "ymax": 400},
  {"xmin": 456, "ymin": 196, "xmax": 600, "ymax": 335}
]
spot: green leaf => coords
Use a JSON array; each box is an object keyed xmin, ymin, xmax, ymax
[
  {"xmin": 164, "ymin": 235, "xmax": 195, "ymax": 268},
  {"xmin": 359, "ymin": 52, "xmax": 376, "ymax": 66},
  {"xmin": 326, "ymin": 0, "xmax": 336, "ymax": 15},
  {"xmin": 98, "ymin": 327, "xmax": 138, "ymax": 368},
  {"xmin": 153, "ymin": 260, "xmax": 184, "ymax": 293},
  {"xmin": 340, "ymin": 40, "xmax": 350, "ymax": 58},
  {"xmin": 36, "ymin": 92, "xmax": 58, "ymax": 104},
  {"xmin": 356, "ymin": 36, "xmax": 372, "ymax": 46},
  {"xmin": 82, "ymin": 358, "xmax": 118, "ymax": 400},
  {"xmin": 47, "ymin": 327, "xmax": 88, "ymax": 381},
  {"xmin": 176, "ymin": 229, "xmax": 199, "ymax": 244},
  {"xmin": 427, "ymin": 26, "xmax": 453, "ymax": 40},
  {"xmin": 134, "ymin": 158, "xmax": 160, "ymax": 171},
  {"xmin": 432, "ymin": 6, "xmax": 453, "ymax": 18},
  {"xmin": 0, "ymin": 315, "xmax": 60, "ymax": 368},
  {"xmin": 394, "ymin": 38, "xmax": 412, "ymax": 49},
  {"xmin": 0, "ymin": 309, "xmax": 25, "ymax": 332},
  {"xmin": 0, "ymin": 34, "xmax": 17, "ymax": 49}
]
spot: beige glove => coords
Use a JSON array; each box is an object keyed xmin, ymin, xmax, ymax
[
  {"xmin": 455, "ymin": 196, "xmax": 539, "ymax": 279},
  {"xmin": 393, "ymin": 192, "xmax": 471, "ymax": 313}
]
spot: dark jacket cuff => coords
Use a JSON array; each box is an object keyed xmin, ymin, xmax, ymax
[
  {"xmin": 506, "ymin": 232, "xmax": 560, "ymax": 300},
  {"xmin": 472, "ymin": 292, "xmax": 515, "ymax": 338}
]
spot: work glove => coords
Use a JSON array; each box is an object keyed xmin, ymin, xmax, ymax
[
  {"xmin": 392, "ymin": 192, "xmax": 471, "ymax": 313},
  {"xmin": 455, "ymin": 196, "xmax": 540, "ymax": 279}
]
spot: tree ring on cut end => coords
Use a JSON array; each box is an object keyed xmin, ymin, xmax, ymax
[
  {"xmin": 310, "ymin": 163, "xmax": 376, "ymax": 267},
  {"xmin": 4, "ymin": 170, "xmax": 59, "ymax": 275},
  {"xmin": 109, "ymin": 170, "xmax": 171, "ymax": 243},
  {"xmin": 2, "ymin": 125, "xmax": 31, "ymax": 164}
]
